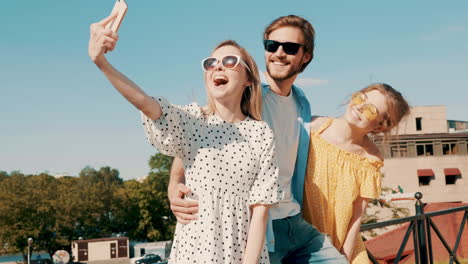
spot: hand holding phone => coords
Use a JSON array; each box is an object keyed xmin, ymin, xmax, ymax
[{"xmin": 106, "ymin": 0, "xmax": 128, "ymax": 32}]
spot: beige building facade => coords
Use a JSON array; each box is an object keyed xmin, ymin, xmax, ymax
[
  {"xmin": 378, "ymin": 105, "xmax": 468, "ymax": 203},
  {"xmin": 394, "ymin": 105, "xmax": 449, "ymax": 134},
  {"xmin": 71, "ymin": 237, "xmax": 129, "ymax": 263}
]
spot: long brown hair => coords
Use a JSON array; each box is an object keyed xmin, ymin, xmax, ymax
[{"xmin": 203, "ymin": 40, "xmax": 262, "ymax": 121}]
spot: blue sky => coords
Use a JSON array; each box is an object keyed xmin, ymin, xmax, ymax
[{"xmin": 1, "ymin": 1, "xmax": 467, "ymax": 179}]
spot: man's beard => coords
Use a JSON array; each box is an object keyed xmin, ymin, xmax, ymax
[{"xmin": 266, "ymin": 62, "xmax": 302, "ymax": 82}]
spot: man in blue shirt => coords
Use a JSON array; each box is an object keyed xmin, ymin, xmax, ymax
[{"xmin": 168, "ymin": 15, "xmax": 347, "ymax": 263}]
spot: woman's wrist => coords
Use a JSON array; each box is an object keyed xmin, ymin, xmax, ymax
[{"xmin": 93, "ymin": 54, "xmax": 108, "ymax": 68}]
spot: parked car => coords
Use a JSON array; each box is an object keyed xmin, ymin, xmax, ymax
[{"xmin": 134, "ymin": 253, "xmax": 162, "ymax": 264}]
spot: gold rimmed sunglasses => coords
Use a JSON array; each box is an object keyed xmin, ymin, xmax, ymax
[{"xmin": 350, "ymin": 92, "xmax": 379, "ymax": 121}]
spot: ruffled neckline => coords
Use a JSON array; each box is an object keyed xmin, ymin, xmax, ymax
[
  {"xmin": 210, "ymin": 114, "xmax": 252, "ymax": 125},
  {"xmin": 311, "ymin": 118, "xmax": 384, "ymax": 169}
]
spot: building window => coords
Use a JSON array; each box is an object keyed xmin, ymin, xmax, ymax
[
  {"xmin": 446, "ymin": 175, "xmax": 458, "ymax": 185},
  {"xmin": 416, "ymin": 117, "xmax": 422, "ymax": 131},
  {"xmin": 442, "ymin": 141, "xmax": 458, "ymax": 155},
  {"xmin": 390, "ymin": 142, "xmax": 408, "ymax": 158},
  {"xmin": 419, "ymin": 176, "xmax": 432, "ymax": 186},
  {"xmin": 444, "ymin": 168, "xmax": 462, "ymax": 185},
  {"xmin": 417, "ymin": 169, "xmax": 434, "ymax": 186},
  {"xmin": 416, "ymin": 141, "xmax": 434, "ymax": 156}
]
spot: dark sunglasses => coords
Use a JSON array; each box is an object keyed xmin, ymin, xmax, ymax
[
  {"xmin": 263, "ymin": 40, "xmax": 303, "ymax": 55},
  {"xmin": 201, "ymin": 55, "xmax": 251, "ymax": 73}
]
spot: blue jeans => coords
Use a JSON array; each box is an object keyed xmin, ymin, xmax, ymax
[{"xmin": 269, "ymin": 213, "xmax": 348, "ymax": 264}]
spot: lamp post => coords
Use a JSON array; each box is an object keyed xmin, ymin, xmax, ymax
[{"xmin": 27, "ymin": 238, "xmax": 33, "ymax": 264}]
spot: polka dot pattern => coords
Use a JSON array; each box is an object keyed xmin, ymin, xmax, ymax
[{"xmin": 141, "ymin": 97, "xmax": 280, "ymax": 264}]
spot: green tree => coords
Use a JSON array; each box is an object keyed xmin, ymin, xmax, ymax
[
  {"xmin": 52, "ymin": 176, "xmax": 82, "ymax": 249},
  {"xmin": 0, "ymin": 167, "xmax": 128, "ymax": 261},
  {"xmin": 147, "ymin": 153, "xmax": 176, "ymax": 240},
  {"xmin": 74, "ymin": 166, "xmax": 125, "ymax": 239},
  {"xmin": 0, "ymin": 171, "xmax": 7, "ymax": 182},
  {"xmin": 122, "ymin": 153, "xmax": 176, "ymax": 241},
  {"xmin": 0, "ymin": 154, "xmax": 176, "ymax": 259},
  {"xmin": 0, "ymin": 172, "xmax": 60, "ymax": 261},
  {"xmin": 115, "ymin": 179, "xmax": 143, "ymax": 239}
]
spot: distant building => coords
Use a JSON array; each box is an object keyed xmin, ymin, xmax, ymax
[
  {"xmin": 53, "ymin": 173, "xmax": 70, "ymax": 178},
  {"xmin": 71, "ymin": 237, "xmax": 129, "ymax": 263},
  {"xmin": 131, "ymin": 240, "xmax": 172, "ymax": 259},
  {"xmin": 448, "ymin": 119, "xmax": 468, "ymax": 133},
  {"xmin": 377, "ymin": 105, "xmax": 468, "ymax": 204},
  {"xmin": 136, "ymin": 175, "xmax": 148, "ymax": 183}
]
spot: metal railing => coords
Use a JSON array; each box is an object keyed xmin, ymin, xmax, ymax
[{"xmin": 360, "ymin": 192, "xmax": 468, "ymax": 264}]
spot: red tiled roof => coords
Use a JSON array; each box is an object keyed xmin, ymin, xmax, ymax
[{"xmin": 365, "ymin": 203, "xmax": 468, "ymax": 264}]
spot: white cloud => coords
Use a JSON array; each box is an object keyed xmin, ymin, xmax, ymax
[{"xmin": 295, "ymin": 78, "xmax": 329, "ymax": 87}]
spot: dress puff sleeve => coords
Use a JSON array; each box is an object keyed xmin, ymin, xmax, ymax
[
  {"xmin": 359, "ymin": 163, "xmax": 383, "ymax": 199},
  {"xmin": 248, "ymin": 122, "xmax": 280, "ymax": 206},
  {"xmin": 140, "ymin": 96, "xmax": 202, "ymax": 159}
]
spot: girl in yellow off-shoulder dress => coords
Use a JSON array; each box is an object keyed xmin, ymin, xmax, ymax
[{"xmin": 302, "ymin": 83, "xmax": 410, "ymax": 264}]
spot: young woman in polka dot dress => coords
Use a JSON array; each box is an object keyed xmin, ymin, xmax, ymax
[
  {"xmin": 88, "ymin": 14, "xmax": 279, "ymax": 264},
  {"xmin": 302, "ymin": 83, "xmax": 410, "ymax": 263}
]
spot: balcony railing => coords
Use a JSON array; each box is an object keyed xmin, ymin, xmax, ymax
[{"xmin": 361, "ymin": 192, "xmax": 468, "ymax": 264}]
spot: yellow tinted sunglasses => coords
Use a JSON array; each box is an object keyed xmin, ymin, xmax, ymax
[{"xmin": 351, "ymin": 92, "xmax": 379, "ymax": 121}]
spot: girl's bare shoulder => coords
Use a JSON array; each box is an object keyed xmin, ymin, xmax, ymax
[{"xmin": 310, "ymin": 116, "xmax": 330, "ymax": 132}]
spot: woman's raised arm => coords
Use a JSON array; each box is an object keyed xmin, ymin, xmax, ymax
[{"xmin": 88, "ymin": 14, "xmax": 161, "ymax": 120}]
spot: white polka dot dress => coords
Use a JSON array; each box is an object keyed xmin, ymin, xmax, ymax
[{"xmin": 141, "ymin": 97, "xmax": 279, "ymax": 264}]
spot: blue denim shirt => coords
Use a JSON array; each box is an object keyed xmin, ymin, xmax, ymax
[{"xmin": 261, "ymin": 84, "xmax": 312, "ymax": 252}]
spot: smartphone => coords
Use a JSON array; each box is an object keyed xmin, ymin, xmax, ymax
[{"xmin": 106, "ymin": 0, "xmax": 128, "ymax": 32}]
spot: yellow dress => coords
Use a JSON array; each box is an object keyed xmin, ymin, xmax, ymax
[{"xmin": 302, "ymin": 118, "xmax": 383, "ymax": 264}]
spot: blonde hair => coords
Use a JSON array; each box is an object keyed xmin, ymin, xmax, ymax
[
  {"xmin": 203, "ymin": 40, "xmax": 262, "ymax": 121},
  {"xmin": 359, "ymin": 83, "xmax": 410, "ymax": 140}
]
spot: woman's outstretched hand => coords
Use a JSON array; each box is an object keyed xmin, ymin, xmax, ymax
[{"xmin": 88, "ymin": 13, "xmax": 119, "ymax": 63}]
